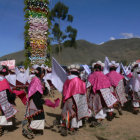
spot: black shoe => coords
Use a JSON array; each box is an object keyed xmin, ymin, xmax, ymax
[
  {"xmin": 68, "ymin": 129, "xmax": 76, "ymax": 135},
  {"xmin": 0, "ymin": 127, "xmax": 4, "ymax": 136},
  {"xmin": 106, "ymin": 116, "xmax": 112, "ymax": 121},
  {"xmin": 61, "ymin": 127, "xmax": 67, "ymax": 136},
  {"xmin": 133, "ymin": 110, "xmax": 139, "ymax": 115},
  {"xmin": 53, "ymin": 120, "xmax": 60, "ymax": 126},
  {"xmin": 118, "ymin": 110, "xmax": 123, "ymax": 115},
  {"xmin": 90, "ymin": 121, "xmax": 101, "ymax": 127},
  {"xmin": 106, "ymin": 113, "xmax": 114, "ymax": 121}
]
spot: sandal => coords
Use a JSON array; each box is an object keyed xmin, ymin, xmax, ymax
[
  {"xmin": 22, "ymin": 128, "xmax": 34, "ymax": 139},
  {"xmin": 61, "ymin": 127, "xmax": 67, "ymax": 136},
  {"xmin": 68, "ymin": 129, "xmax": 76, "ymax": 135},
  {"xmin": 90, "ymin": 121, "xmax": 101, "ymax": 127},
  {"xmin": 53, "ymin": 120, "xmax": 60, "ymax": 126}
]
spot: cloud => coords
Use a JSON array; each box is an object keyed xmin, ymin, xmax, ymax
[
  {"xmin": 121, "ymin": 33, "xmax": 140, "ymax": 39},
  {"xmin": 98, "ymin": 42, "xmax": 104, "ymax": 45},
  {"xmin": 110, "ymin": 37, "xmax": 115, "ymax": 40},
  {"xmin": 121, "ymin": 33, "xmax": 134, "ymax": 39}
]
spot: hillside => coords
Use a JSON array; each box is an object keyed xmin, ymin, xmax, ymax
[{"xmin": 0, "ymin": 38, "xmax": 140, "ymax": 65}]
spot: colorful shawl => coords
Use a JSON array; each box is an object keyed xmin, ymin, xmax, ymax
[
  {"xmin": 100, "ymin": 88, "xmax": 117, "ymax": 108},
  {"xmin": 115, "ymin": 80, "xmax": 127, "ymax": 106},
  {"xmin": 73, "ymin": 94, "xmax": 90, "ymax": 120},
  {"xmin": 63, "ymin": 77, "xmax": 86, "ymax": 102},
  {"xmin": 107, "ymin": 71, "xmax": 124, "ymax": 87},
  {"xmin": 88, "ymin": 71, "xmax": 111, "ymax": 93},
  {"xmin": 0, "ymin": 90, "xmax": 17, "ymax": 119},
  {"xmin": 0, "ymin": 78, "xmax": 11, "ymax": 92},
  {"xmin": 45, "ymin": 98, "xmax": 60, "ymax": 108},
  {"xmin": 28, "ymin": 77, "xmax": 43, "ymax": 99},
  {"xmin": 13, "ymin": 90, "xmax": 27, "ymax": 105}
]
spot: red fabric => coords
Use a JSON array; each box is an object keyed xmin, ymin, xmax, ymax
[
  {"xmin": 106, "ymin": 71, "xmax": 124, "ymax": 87},
  {"xmin": 0, "ymin": 78, "xmax": 27, "ymax": 105},
  {"xmin": 45, "ymin": 98, "xmax": 60, "ymax": 108},
  {"xmin": 16, "ymin": 80, "xmax": 29, "ymax": 87},
  {"xmin": 28, "ymin": 77, "xmax": 43, "ymax": 100},
  {"xmin": 12, "ymin": 90, "xmax": 27, "ymax": 105},
  {"xmin": 63, "ymin": 77, "xmax": 86, "ymax": 102},
  {"xmin": 127, "ymin": 73, "xmax": 132, "ymax": 78},
  {"xmin": 88, "ymin": 71, "xmax": 111, "ymax": 93},
  {"xmin": 0, "ymin": 79, "xmax": 11, "ymax": 92}
]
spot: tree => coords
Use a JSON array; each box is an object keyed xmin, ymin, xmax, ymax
[
  {"xmin": 24, "ymin": 1, "xmax": 77, "ymax": 67},
  {"xmin": 50, "ymin": 1, "xmax": 77, "ymax": 62}
]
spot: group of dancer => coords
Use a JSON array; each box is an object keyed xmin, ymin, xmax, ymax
[{"xmin": 0, "ymin": 59, "xmax": 140, "ymax": 138}]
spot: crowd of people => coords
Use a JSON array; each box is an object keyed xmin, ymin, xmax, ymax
[{"xmin": 0, "ymin": 58, "xmax": 140, "ymax": 138}]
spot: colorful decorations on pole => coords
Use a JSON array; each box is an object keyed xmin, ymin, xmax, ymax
[{"xmin": 24, "ymin": 0, "xmax": 50, "ymax": 66}]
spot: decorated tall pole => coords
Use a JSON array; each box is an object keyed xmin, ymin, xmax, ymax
[{"xmin": 24, "ymin": 0, "xmax": 51, "ymax": 67}]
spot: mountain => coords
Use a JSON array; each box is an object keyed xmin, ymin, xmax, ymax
[{"xmin": 0, "ymin": 38, "xmax": 140, "ymax": 65}]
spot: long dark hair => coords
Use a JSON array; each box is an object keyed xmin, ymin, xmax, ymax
[
  {"xmin": 70, "ymin": 71, "xmax": 80, "ymax": 77},
  {"xmin": 0, "ymin": 65, "xmax": 9, "ymax": 76},
  {"xmin": 35, "ymin": 67, "xmax": 45, "ymax": 78},
  {"xmin": 94, "ymin": 64, "xmax": 102, "ymax": 71},
  {"xmin": 110, "ymin": 66, "xmax": 117, "ymax": 71}
]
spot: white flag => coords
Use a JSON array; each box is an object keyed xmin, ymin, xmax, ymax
[
  {"xmin": 121, "ymin": 63, "xmax": 129, "ymax": 81},
  {"xmin": 51, "ymin": 57, "xmax": 68, "ymax": 93},
  {"xmin": 44, "ymin": 73, "xmax": 52, "ymax": 81},
  {"xmin": 82, "ymin": 65, "xmax": 91, "ymax": 75},
  {"xmin": 6, "ymin": 74, "xmax": 16, "ymax": 86},
  {"xmin": 16, "ymin": 67, "xmax": 29, "ymax": 84},
  {"xmin": 116, "ymin": 64, "xmax": 121, "ymax": 73},
  {"xmin": 24, "ymin": 67, "xmax": 30, "ymax": 82},
  {"xmin": 103, "ymin": 57, "xmax": 110, "ymax": 74},
  {"xmin": 121, "ymin": 63, "xmax": 126, "ymax": 75}
]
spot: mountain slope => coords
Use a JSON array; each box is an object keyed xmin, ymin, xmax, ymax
[{"xmin": 0, "ymin": 38, "xmax": 140, "ymax": 65}]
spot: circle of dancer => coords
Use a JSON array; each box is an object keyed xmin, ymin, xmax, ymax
[{"xmin": 0, "ymin": 58, "xmax": 140, "ymax": 138}]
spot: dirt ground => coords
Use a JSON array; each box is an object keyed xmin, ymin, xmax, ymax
[{"xmin": 1, "ymin": 92, "xmax": 140, "ymax": 140}]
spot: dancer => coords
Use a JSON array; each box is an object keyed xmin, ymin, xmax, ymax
[
  {"xmin": 107, "ymin": 62, "xmax": 127, "ymax": 115},
  {"xmin": 61, "ymin": 64, "xmax": 89, "ymax": 136},
  {"xmin": 23, "ymin": 67, "xmax": 46, "ymax": 138},
  {"xmin": 88, "ymin": 62, "xmax": 117, "ymax": 124},
  {"xmin": 0, "ymin": 65, "xmax": 17, "ymax": 136}
]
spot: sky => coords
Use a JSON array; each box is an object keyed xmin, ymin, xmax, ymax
[{"xmin": 0, "ymin": 0, "xmax": 140, "ymax": 57}]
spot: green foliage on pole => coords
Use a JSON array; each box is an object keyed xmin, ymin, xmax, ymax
[{"xmin": 24, "ymin": 0, "xmax": 51, "ymax": 68}]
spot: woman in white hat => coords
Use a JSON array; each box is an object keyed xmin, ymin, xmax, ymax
[
  {"xmin": 23, "ymin": 67, "xmax": 46, "ymax": 138},
  {"xmin": 0, "ymin": 65, "xmax": 17, "ymax": 136},
  {"xmin": 61, "ymin": 64, "xmax": 89, "ymax": 136},
  {"xmin": 88, "ymin": 62, "xmax": 117, "ymax": 124},
  {"xmin": 106, "ymin": 62, "xmax": 127, "ymax": 115},
  {"xmin": 129, "ymin": 63, "xmax": 140, "ymax": 114}
]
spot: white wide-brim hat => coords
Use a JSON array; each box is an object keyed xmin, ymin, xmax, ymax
[
  {"xmin": 68, "ymin": 64, "xmax": 80, "ymax": 72},
  {"xmin": 96, "ymin": 61, "xmax": 104, "ymax": 68},
  {"xmin": 131, "ymin": 62, "xmax": 138, "ymax": 68},
  {"xmin": 109, "ymin": 61, "xmax": 119, "ymax": 67},
  {"xmin": 92, "ymin": 63, "xmax": 96, "ymax": 68}
]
